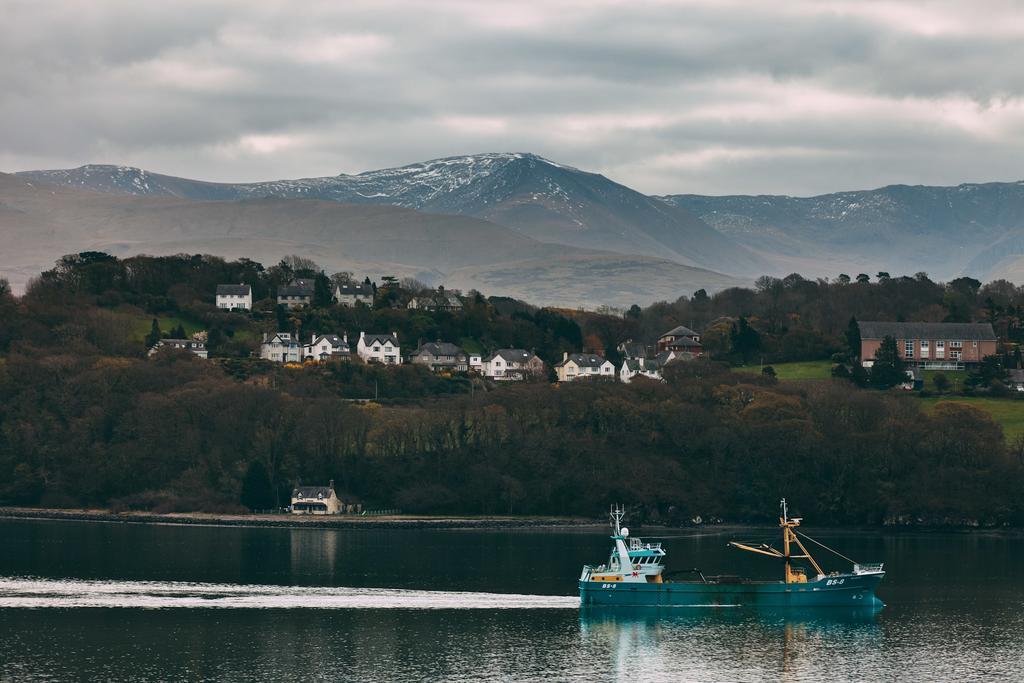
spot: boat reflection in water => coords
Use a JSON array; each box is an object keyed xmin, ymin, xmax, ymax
[{"xmin": 579, "ymin": 605, "xmax": 884, "ymax": 680}]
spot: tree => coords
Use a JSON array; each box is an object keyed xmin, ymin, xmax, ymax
[
  {"xmin": 836, "ymin": 274, "xmax": 850, "ymax": 285},
  {"xmin": 844, "ymin": 316, "xmax": 861, "ymax": 361},
  {"xmin": 170, "ymin": 323, "xmax": 187, "ymax": 339},
  {"xmin": 855, "ymin": 273, "xmax": 870, "ymax": 284},
  {"xmin": 876, "ymin": 272, "xmax": 891, "ymax": 281},
  {"xmin": 966, "ymin": 355, "xmax": 1009, "ymax": 389},
  {"xmin": 729, "ymin": 317, "xmax": 761, "ymax": 362},
  {"xmin": 313, "ymin": 272, "xmax": 333, "ymax": 308},
  {"xmin": 240, "ymin": 461, "xmax": 275, "ymax": 511},
  {"xmin": 933, "ymin": 373, "xmax": 950, "ymax": 393},
  {"xmin": 144, "ymin": 319, "xmax": 161, "ymax": 348},
  {"xmin": 869, "ymin": 335, "xmax": 905, "ymax": 389},
  {"xmin": 761, "ymin": 365, "xmax": 777, "ymax": 384}
]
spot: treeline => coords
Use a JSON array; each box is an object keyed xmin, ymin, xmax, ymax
[
  {"xmin": 0, "ymin": 348, "xmax": 1020, "ymax": 524},
  {"xmin": 2, "ymin": 254, "xmax": 1024, "ymax": 523},
  {"xmin": 10, "ymin": 252, "xmax": 1024, "ymax": 367}
]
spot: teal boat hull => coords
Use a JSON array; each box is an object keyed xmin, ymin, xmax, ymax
[{"xmin": 579, "ymin": 572, "xmax": 884, "ymax": 608}]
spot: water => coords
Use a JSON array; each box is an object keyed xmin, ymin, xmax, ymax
[{"xmin": 1, "ymin": 519, "xmax": 1021, "ymax": 681}]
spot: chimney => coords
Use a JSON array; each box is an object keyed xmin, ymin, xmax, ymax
[
  {"xmin": 329, "ymin": 479, "xmax": 334, "ymax": 491},
  {"xmin": 359, "ymin": 331, "xmax": 365, "ymax": 340},
  {"xmin": 343, "ymin": 332, "xmax": 348, "ymax": 345},
  {"xmin": 563, "ymin": 351, "xmax": 568, "ymax": 362},
  {"xmin": 392, "ymin": 331, "xmax": 398, "ymax": 340}
]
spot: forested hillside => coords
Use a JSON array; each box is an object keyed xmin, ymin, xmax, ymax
[{"xmin": 0, "ymin": 254, "xmax": 1022, "ymax": 524}]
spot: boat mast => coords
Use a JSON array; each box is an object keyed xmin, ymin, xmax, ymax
[{"xmin": 780, "ymin": 498, "xmax": 824, "ymax": 582}]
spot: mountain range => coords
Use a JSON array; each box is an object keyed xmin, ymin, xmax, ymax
[
  {"xmin": 9, "ymin": 153, "xmax": 1024, "ymax": 305},
  {"xmin": 0, "ymin": 171, "xmax": 742, "ymax": 307}
]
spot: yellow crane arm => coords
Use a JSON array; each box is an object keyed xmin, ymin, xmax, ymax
[{"xmin": 728, "ymin": 541, "xmax": 785, "ymax": 559}]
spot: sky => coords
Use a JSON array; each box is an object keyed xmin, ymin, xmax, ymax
[{"xmin": 2, "ymin": 0, "xmax": 1024, "ymax": 196}]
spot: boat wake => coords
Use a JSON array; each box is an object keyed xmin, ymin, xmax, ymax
[{"xmin": 0, "ymin": 577, "xmax": 580, "ymax": 610}]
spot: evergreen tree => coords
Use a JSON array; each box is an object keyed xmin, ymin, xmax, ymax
[
  {"xmin": 730, "ymin": 317, "xmax": 761, "ymax": 362},
  {"xmin": 240, "ymin": 461, "xmax": 275, "ymax": 511},
  {"xmin": 845, "ymin": 316, "xmax": 861, "ymax": 361},
  {"xmin": 966, "ymin": 355, "xmax": 1009, "ymax": 389},
  {"xmin": 869, "ymin": 335, "xmax": 906, "ymax": 389},
  {"xmin": 171, "ymin": 323, "xmax": 187, "ymax": 339},
  {"xmin": 144, "ymin": 319, "xmax": 161, "ymax": 348},
  {"xmin": 313, "ymin": 272, "xmax": 333, "ymax": 308}
]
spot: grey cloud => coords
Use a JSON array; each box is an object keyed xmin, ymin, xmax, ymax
[{"xmin": 2, "ymin": 0, "xmax": 1023, "ymax": 194}]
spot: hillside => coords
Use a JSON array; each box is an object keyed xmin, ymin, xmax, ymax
[
  {"xmin": 661, "ymin": 181, "xmax": 1024, "ymax": 281},
  {"xmin": 0, "ymin": 173, "xmax": 744, "ymax": 307},
  {"xmin": 18, "ymin": 154, "xmax": 766, "ymax": 276}
]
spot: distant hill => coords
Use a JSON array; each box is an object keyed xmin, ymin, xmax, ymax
[
  {"xmin": 660, "ymin": 181, "xmax": 1024, "ymax": 282},
  {"xmin": 0, "ymin": 173, "xmax": 744, "ymax": 307},
  {"xmin": 18, "ymin": 154, "xmax": 766, "ymax": 276}
]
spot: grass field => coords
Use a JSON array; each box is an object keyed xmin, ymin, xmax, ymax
[
  {"xmin": 918, "ymin": 396, "xmax": 1024, "ymax": 441},
  {"xmin": 733, "ymin": 360, "xmax": 833, "ymax": 381},
  {"xmin": 130, "ymin": 315, "xmax": 204, "ymax": 342}
]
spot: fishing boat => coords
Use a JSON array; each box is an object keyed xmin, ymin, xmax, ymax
[{"xmin": 579, "ymin": 500, "xmax": 885, "ymax": 608}]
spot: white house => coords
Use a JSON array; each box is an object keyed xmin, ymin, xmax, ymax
[
  {"xmin": 620, "ymin": 357, "xmax": 663, "ymax": 383},
  {"xmin": 291, "ymin": 481, "xmax": 342, "ymax": 515},
  {"xmin": 482, "ymin": 349, "xmax": 545, "ymax": 381},
  {"xmin": 215, "ymin": 284, "xmax": 252, "ymax": 311},
  {"xmin": 304, "ymin": 334, "xmax": 351, "ymax": 362},
  {"xmin": 260, "ymin": 332, "xmax": 302, "ymax": 363},
  {"xmin": 357, "ymin": 332, "xmax": 401, "ymax": 364},
  {"xmin": 334, "ymin": 282, "xmax": 374, "ymax": 307},
  {"xmin": 468, "ymin": 354, "xmax": 483, "ymax": 372},
  {"xmin": 408, "ymin": 290, "xmax": 463, "ymax": 312},
  {"xmin": 148, "ymin": 338, "xmax": 208, "ymax": 359},
  {"xmin": 553, "ymin": 352, "xmax": 615, "ymax": 382}
]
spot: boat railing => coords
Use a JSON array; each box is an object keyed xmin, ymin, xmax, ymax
[
  {"xmin": 853, "ymin": 563, "xmax": 884, "ymax": 574},
  {"xmin": 628, "ymin": 538, "xmax": 662, "ymax": 551}
]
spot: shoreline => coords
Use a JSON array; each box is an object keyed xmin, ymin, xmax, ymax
[
  {"xmin": 0, "ymin": 507, "xmax": 1020, "ymax": 534},
  {"xmin": 0, "ymin": 507, "xmax": 603, "ymax": 531}
]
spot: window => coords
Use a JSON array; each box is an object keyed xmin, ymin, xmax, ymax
[
  {"xmin": 950, "ymin": 341, "xmax": 963, "ymax": 349},
  {"xmin": 904, "ymin": 340, "xmax": 914, "ymax": 358},
  {"xmin": 936, "ymin": 340, "xmax": 945, "ymax": 358},
  {"xmin": 920, "ymin": 340, "xmax": 929, "ymax": 357},
  {"xmin": 951, "ymin": 351, "xmax": 962, "ymax": 361},
  {"xmin": 973, "ymin": 341, "xmax": 978, "ymax": 348}
]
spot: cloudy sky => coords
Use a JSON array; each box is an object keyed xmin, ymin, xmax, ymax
[{"xmin": 3, "ymin": 0, "xmax": 1024, "ymax": 195}]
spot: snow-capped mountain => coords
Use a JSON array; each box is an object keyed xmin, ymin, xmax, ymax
[
  {"xmin": 18, "ymin": 153, "xmax": 765, "ymax": 276},
  {"xmin": 661, "ymin": 181, "xmax": 1024, "ymax": 281}
]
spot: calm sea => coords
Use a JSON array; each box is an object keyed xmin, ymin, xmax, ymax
[{"xmin": 0, "ymin": 519, "xmax": 1021, "ymax": 681}]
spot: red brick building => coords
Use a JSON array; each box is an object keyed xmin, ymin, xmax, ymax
[
  {"xmin": 657, "ymin": 325, "xmax": 703, "ymax": 355},
  {"xmin": 859, "ymin": 321, "xmax": 997, "ymax": 370}
]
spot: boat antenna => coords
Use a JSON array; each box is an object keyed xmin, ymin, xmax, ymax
[
  {"xmin": 609, "ymin": 504, "xmax": 625, "ymax": 536},
  {"xmin": 780, "ymin": 498, "xmax": 788, "ymax": 524}
]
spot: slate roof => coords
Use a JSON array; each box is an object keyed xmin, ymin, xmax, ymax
[
  {"xmin": 336, "ymin": 282, "xmax": 373, "ymax": 296},
  {"xmin": 661, "ymin": 325, "xmax": 699, "ymax": 339},
  {"xmin": 858, "ymin": 321, "xmax": 996, "ymax": 341},
  {"xmin": 556, "ymin": 353, "xmax": 610, "ymax": 368},
  {"xmin": 216, "ymin": 284, "xmax": 251, "ymax": 296},
  {"xmin": 415, "ymin": 342, "xmax": 465, "ymax": 357},
  {"xmin": 485, "ymin": 349, "xmax": 538, "ymax": 364},
  {"xmin": 617, "ymin": 340, "xmax": 648, "ymax": 359},
  {"xmin": 154, "ymin": 338, "xmax": 205, "ymax": 349},
  {"xmin": 363, "ymin": 333, "xmax": 398, "ymax": 346},
  {"xmin": 277, "ymin": 285, "xmax": 312, "ymax": 297},
  {"xmin": 665, "ymin": 337, "xmax": 702, "ymax": 349},
  {"xmin": 292, "ymin": 485, "xmax": 334, "ymax": 500}
]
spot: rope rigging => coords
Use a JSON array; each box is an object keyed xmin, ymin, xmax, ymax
[{"xmin": 795, "ymin": 530, "xmax": 858, "ymax": 566}]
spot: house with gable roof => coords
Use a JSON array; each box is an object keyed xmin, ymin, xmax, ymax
[
  {"xmin": 291, "ymin": 480, "xmax": 342, "ymax": 514},
  {"xmin": 409, "ymin": 341, "xmax": 469, "ymax": 372},
  {"xmin": 216, "ymin": 284, "xmax": 252, "ymax": 311},
  {"xmin": 657, "ymin": 325, "xmax": 702, "ymax": 354},
  {"xmin": 334, "ymin": 281, "xmax": 374, "ymax": 307},
  {"xmin": 482, "ymin": 349, "xmax": 545, "ymax": 381},
  {"xmin": 260, "ymin": 332, "xmax": 302, "ymax": 363},
  {"xmin": 554, "ymin": 352, "xmax": 615, "ymax": 382},
  {"xmin": 858, "ymin": 321, "xmax": 997, "ymax": 370},
  {"xmin": 304, "ymin": 333, "xmax": 351, "ymax": 362},
  {"xmin": 357, "ymin": 331, "xmax": 401, "ymax": 364}
]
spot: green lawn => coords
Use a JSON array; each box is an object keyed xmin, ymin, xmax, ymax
[
  {"xmin": 130, "ymin": 315, "xmax": 204, "ymax": 342},
  {"xmin": 919, "ymin": 396, "xmax": 1024, "ymax": 441},
  {"xmin": 733, "ymin": 360, "xmax": 833, "ymax": 381}
]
